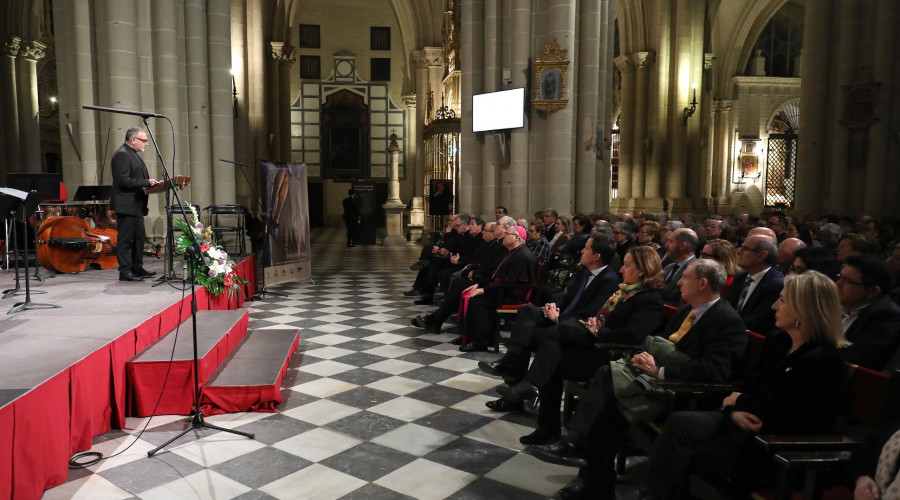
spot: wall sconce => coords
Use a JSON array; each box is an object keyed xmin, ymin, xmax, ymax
[
  {"xmin": 682, "ymin": 85, "xmax": 697, "ymax": 124},
  {"xmin": 231, "ymin": 72, "xmax": 238, "ymax": 119},
  {"xmin": 39, "ymin": 96, "xmax": 58, "ymax": 118}
]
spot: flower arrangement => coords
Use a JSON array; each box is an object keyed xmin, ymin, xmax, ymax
[{"xmin": 174, "ymin": 206, "xmax": 248, "ymax": 297}]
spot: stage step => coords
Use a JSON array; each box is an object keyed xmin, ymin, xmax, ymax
[
  {"xmin": 200, "ymin": 328, "xmax": 300, "ymax": 416},
  {"xmin": 126, "ymin": 309, "xmax": 249, "ymax": 417}
]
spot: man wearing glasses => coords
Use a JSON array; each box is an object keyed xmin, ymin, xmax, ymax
[
  {"xmin": 111, "ymin": 127, "xmax": 160, "ymax": 282},
  {"xmin": 725, "ymin": 234, "xmax": 783, "ymax": 335}
]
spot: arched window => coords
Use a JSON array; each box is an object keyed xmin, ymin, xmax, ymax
[{"xmin": 744, "ymin": 2, "xmax": 804, "ymax": 77}]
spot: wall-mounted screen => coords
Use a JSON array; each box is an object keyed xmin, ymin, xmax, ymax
[{"xmin": 472, "ymin": 87, "xmax": 525, "ymax": 133}]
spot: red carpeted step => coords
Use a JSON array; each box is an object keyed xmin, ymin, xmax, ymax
[
  {"xmin": 199, "ymin": 329, "xmax": 300, "ymax": 416},
  {"xmin": 126, "ymin": 309, "xmax": 250, "ymax": 417}
]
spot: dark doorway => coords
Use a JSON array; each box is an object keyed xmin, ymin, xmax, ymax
[{"xmin": 308, "ymin": 181, "xmax": 324, "ymax": 227}]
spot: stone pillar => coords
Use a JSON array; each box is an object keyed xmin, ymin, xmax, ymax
[
  {"xmin": 864, "ymin": 0, "xmax": 897, "ymax": 214},
  {"xmin": 149, "ymin": 0, "xmax": 182, "ymax": 217},
  {"xmin": 507, "ymin": 0, "xmax": 530, "ymax": 216},
  {"xmin": 614, "ymin": 55, "xmax": 635, "ymax": 202},
  {"xmin": 794, "ymin": 1, "xmax": 832, "ymax": 214},
  {"xmin": 0, "ymin": 37, "xmax": 21, "ymax": 180},
  {"xmin": 461, "ymin": 0, "xmax": 484, "ymax": 216},
  {"xmin": 383, "ymin": 132, "xmax": 407, "ymax": 246},
  {"xmin": 479, "ymin": 0, "xmax": 500, "ymax": 218},
  {"xmin": 402, "ymin": 93, "xmax": 422, "ymax": 240},
  {"xmin": 574, "ymin": 0, "xmax": 602, "ymax": 214},
  {"xmin": 594, "ymin": 0, "xmax": 616, "ymax": 212},
  {"xmin": 631, "ymin": 51, "xmax": 653, "ymax": 200},
  {"xmin": 208, "ymin": 1, "xmax": 236, "ymax": 204},
  {"xmin": 17, "ymin": 40, "xmax": 47, "ymax": 173},
  {"xmin": 231, "ymin": 1, "xmax": 253, "ymax": 212},
  {"xmin": 712, "ymin": 99, "xmax": 733, "ymax": 202},
  {"xmin": 184, "ymin": 0, "xmax": 212, "ymax": 210},
  {"xmin": 826, "ymin": 0, "xmax": 858, "ymax": 215},
  {"xmin": 410, "ymin": 50, "xmax": 437, "ymax": 239},
  {"xmin": 543, "ymin": 0, "xmax": 577, "ymax": 215}
]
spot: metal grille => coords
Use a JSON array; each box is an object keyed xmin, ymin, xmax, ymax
[
  {"xmin": 610, "ymin": 128, "xmax": 620, "ymax": 197},
  {"xmin": 371, "ymin": 27, "xmax": 391, "ymax": 50},
  {"xmin": 299, "ymin": 25, "xmax": 320, "ymax": 48},
  {"xmin": 765, "ymin": 133, "xmax": 797, "ymax": 208}
]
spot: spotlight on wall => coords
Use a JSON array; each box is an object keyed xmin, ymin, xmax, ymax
[
  {"xmin": 231, "ymin": 70, "xmax": 238, "ymax": 119},
  {"xmin": 682, "ymin": 85, "xmax": 697, "ymax": 125}
]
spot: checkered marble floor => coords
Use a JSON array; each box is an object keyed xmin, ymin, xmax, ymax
[{"xmin": 43, "ymin": 228, "xmax": 643, "ymax": 500}]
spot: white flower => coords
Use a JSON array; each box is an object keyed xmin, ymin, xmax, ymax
[{"xmin": 206, "ymin": 247, "xmax": 224, "ymax": 260}]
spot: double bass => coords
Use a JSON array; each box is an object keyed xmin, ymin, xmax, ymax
[{"xmin": 36, "ymin": 216, "xmax": 119, "ymax": 273}]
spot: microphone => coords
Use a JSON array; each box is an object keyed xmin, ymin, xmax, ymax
[
  {"xmin": 82, "ymin": 104, "xmax": 165, "ymax": 118},
  {"xmin": 219, "ymin": 158, "xmax": 251, "ymax": 168}
]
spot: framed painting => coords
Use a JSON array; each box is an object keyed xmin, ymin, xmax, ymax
[
  {"xmin": 532, "ymin": 39, "xmax": 569, "ymax": 113},
  {"xmin": 739, "ymin": 153, "xmax": 758, "ymax": 179}
]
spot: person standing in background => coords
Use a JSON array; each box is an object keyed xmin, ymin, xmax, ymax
[{"xmin": 342, "ymin": 188, "xmax": 359, "ymax": 247}]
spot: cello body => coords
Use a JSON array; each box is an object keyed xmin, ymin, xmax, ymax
[{"xmin": 36, "ymin": 216, "xmax": 118, "ymax": 273}]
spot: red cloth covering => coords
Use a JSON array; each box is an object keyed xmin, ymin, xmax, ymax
[
  {"xmin": 0, "ymin": 405, "xmax": 12, "ymax": 500},
  {"xmin": 69, "ymin": 348, "xmax": 113, "ymax": 452},
  {"xmin": 12, "ymin": 373, "xmax": 70, "ymax": 500},
  {"xmin": 200, "ymin": 331, "xmax": 300, "ymax": 416}
]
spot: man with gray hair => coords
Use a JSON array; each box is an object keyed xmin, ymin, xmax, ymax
[
  {"xmin": 817, "ymin": 222, "xmax": 842, "ymax": 252},
  {"xmin": 660, "ymin": 228, "xmax": 699, "ymax": 306},
  {"xmin": 726, "ymin": 234, "xmax": 784, "ymax": 335}
]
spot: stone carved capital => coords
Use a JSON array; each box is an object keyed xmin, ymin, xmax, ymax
[
  {"xmin": 713, "ymin": 99, "xmax": 733, "ymax": 112},
  {"xmin": 3, "ymin": 36, "xmax": 21, "ymax": 57},
  {"xmin": 402, "ymin": 93, "xmax": 416, "ymax": 108},
  {"xmin": 411, "ymin": 47, "xmax": 443, "ymax": 69},
  {"xmin": 20, "ymin": 40, "xmax": 47, "ymax": 61},
  {"xmin": 270, "ymin": 42, "xmax": 296, "ymax": 66},
  {"xmin": 614, "ymin": 54, "xmax": 634, "ymax": 73},
  {"xmin": 631, "ymin": 51, "xmax": 655, "ymax": 70}
]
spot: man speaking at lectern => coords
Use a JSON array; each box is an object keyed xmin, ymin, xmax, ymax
[{"xmin": 111, "ymin": 127, "xmax": 160, "ymax": 282}]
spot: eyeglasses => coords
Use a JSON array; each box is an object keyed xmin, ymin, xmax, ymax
[
  {"xmin": 837, "ymin": 274, "xmax": 867, "ymax": 286},
  {"xmin": 740, "ymin": 244, "xmax": 758, "ymax": 252},
  {"xmin": 134, "ymin": 137, "xmax": 148, "ymax": 143}
]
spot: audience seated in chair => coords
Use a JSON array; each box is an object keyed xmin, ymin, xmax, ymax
[
  {"xmin": 528, "ymin": 258, "xmax": 747, "ymax": 500},
  {"xmin": 659, "ymin": 228, "xmax": 699, "ymax": 307},
  {"xmin": 838, "ymin": 254, "xmax": 900, "ymax": 372},
  {"xmin": 726, "ymin": 234, "xmax": 784, "ymax": 336}
]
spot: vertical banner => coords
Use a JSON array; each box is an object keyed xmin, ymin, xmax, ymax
[{"xmin": 259, "ymin": 161, "xmax": 311, "ymax": 285}]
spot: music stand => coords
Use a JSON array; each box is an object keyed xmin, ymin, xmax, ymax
[
  {"xmin": 1, "ymin": 189, "xmax": 59, "ymax": 314},
  {"xmin": 153, "ymin": 176, "xmax": 192, "ymax": 286},
  {"xmin": 6, "ymin": 173, "xmax": 61, "ymax": 283}
]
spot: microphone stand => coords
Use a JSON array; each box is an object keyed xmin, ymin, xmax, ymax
[
  {"xmin": 136, "ymin": 116, "xmax": 254, "ymax": 454},
  {"xmin": 81, "ymin": 105, "xmax": 253, "ymax": 453},
  {"xmin": 218, "ymin": 159, "xmax": 286, "ymax": 299}
]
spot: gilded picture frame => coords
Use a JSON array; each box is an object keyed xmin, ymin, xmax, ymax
[{"xmin": 532, "ymin": 39, "xmax": 569, "ymax": 113}]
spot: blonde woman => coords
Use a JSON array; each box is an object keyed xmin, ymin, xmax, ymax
[{"xmin": 700, "ymin": 239, "xmax": 741, "ymax": 296}]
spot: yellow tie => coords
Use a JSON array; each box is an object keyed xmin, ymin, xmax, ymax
[{"xmin": 668, "ymin": 310, "xmax": 696, "ymax": 343}]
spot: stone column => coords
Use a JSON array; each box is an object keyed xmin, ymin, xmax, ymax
[
  {"xmin": 184, "ymin": 0, "xmax": 212, "ymax": 210},
  {"xmin": 150, "ymin": 0, "xmax": 182, "ymax": 216},
  {"xmin": 383, "ymin": 132, "xmax": 407, "ymax": 246},
  {"xmin": 103, "ymin": 1, "xmax": 141, "ymax": 134},
  {"xmin": 864, "ymin": 0, "xmax": 897, "ymax": 214},
  {"xmin": 543, "ymin": 0, "xmax": 576, "ymax": 215},
  {"xmin": 479, "ymin": 0, "xmax": 500, "ymax": 217},
  {"xmin": 507, "ymin": 0, "xmax": 530, "ymax": 216},
  {"xmin": 461, "ymin": 0, "xmax": 484, "ymax": 216},
  {"xmin": 574, "ymin": 0, "xmax": 602, "ymax": 213},
  {"xmin": 631, "ymin": 51, "xmax": 653, "ymax": 200},
  {"xmin": 272, "ymin": 43, "xmax": 295, "ymax": 163},
  {"xmin": 17, "ymin": 40, "xmax": 47, "ymax": 173},
  {"xmin": 401, "ymin": 93, "xmax": 422, "ymax": 240},
  {"xmin": 231, "ymin": 1, "xmax": 253, "ymax": 212},
  {"xmin": 410, "ymin": 49, "xmax": 437, "ymax": 239},
  {"xmin": 0, "ymin": 37, "xmax": 21, "ymax": 179},
  {"xmin": 826, "ymin": 0, "xmax": 857, "ymax": 215},
  {"xmin": 712, "ymin": 99, "xmax": 733, "ymax": 202},
  {"xmin": 614, "ymin": 55, "xmax": 635, "ymax": 202},
  {"xmin": 593, "ymin": 0, "xmax": 616, "ymax": 212},
  {"xmin": 794, "ymin": 1, "xmax": 832, "ymax": 214},
  {"xmin": 208, "ymin": 1, "xmax": 236, "ymax": 204}
]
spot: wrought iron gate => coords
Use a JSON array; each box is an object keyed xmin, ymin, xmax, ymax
[{"xmin": 765, "ymin": 133, "xmax": 798, "ymax": 208}]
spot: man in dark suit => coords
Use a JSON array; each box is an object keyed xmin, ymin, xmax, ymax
[
  {"xmin": 532, "ymin": 259, "xmax": 748, "ymax": 500},
  {"xmin": 111, "ymin": 127, "xmax": 160, "ymax": 282},
  {"xmin": 726, "ymin": 234, "xmax": 784, "ymax": 335},
  {"xmin": 838, "ymin": 255, "xmax": 900, "ymax": 371},
  {"xmin": 478, "ymin": 233, "xmax": 621, "ymax": 386},
  {"xmin": 660, "ymin": 227, "xmax": 699, "ymax": 307},
  {"xmin": 341, "ymin": 188, "xmax": 359, "ymax": 247}
]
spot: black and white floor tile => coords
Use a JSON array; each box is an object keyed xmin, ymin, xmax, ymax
[{"xmin": 43, "ymin": 228, "xmax": 644, "ymax": 500}]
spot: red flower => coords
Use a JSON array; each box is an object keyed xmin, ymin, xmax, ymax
[
  {"xmin": 200, "ymin": 243, "xmax": 210, "ymax": 252},
  {"xmin": 224, "ymin": 277, "xmax": 233, "ymax": 288}
]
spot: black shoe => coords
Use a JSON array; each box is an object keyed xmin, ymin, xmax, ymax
[
  {"xmin": 414, "ymin": 296, "xmax": 434, "ymax": 305},
  {"xmin": 119, "ymin": 272, "xmax": 144, "ymax": 282},
  {"xmin": 459, "ymin": 343, "xmax": 488, "ymax": 353},
  {"xmin": 403, "ymin": 289, "xmax": 423, "ymax": 297},
  {"xmin": 558, "ymin": 478, "xmax": 585, "ymax": 500},
  {"xmin": 409, "ymin": 260, "xmax": 425, "ymax": 271},
  {"xmin": 411, "ymin": 315, "xmax": 440, "ymax": 333},
  {"xmin": 450, "ymin": 336, "xmax": 463, "ymax": 345},
  {"xmin": 133, "ymin": 268, "xmax": 156, "ymax": 278},
  {"xmin": 478, "ymin": 360, "xmax": 519, "ymax": 379},
  {"xmin": 530, "ymin": 438, "xmax": 587, "ymax": 468},
  {"xmin": 519, "ymin": 427, "xmax": 560, "ymax": 446},
  {"xmin": 485, "ymin": 398, "xmax": 524, "ymax": 412},
  {"xmin": 496, "ymin": 381, "xmax": 539, "ymax": 404}
]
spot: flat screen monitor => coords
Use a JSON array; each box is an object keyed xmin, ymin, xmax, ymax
[{"xmin": 472, "ymin": 87, "xmax": 525, "ymax": 133}]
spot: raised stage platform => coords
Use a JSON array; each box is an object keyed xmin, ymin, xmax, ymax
[{"xmin": 0, "ymin": 255, "xmax": 257, "ymax": 500}]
